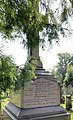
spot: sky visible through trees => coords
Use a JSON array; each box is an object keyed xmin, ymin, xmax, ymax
[
  {"xmin": 0, "ymin": 34, "xmax": 73, "ymax": 70},
  {"xmin": 0, "ymin": 0, "xmax": 73, "ymax": 70}
]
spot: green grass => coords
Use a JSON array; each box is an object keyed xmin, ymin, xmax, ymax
[
  {"xmin": 61, "ymin": 103, "xmax": 73, "ymax": 120},
  {"xmin": 69, "ymin": 111, "xmax": 73, "ymax": 120}
]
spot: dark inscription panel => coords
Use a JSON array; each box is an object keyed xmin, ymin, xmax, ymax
[{"xmin": 23, "ymin": 78, "xmax": 60, "ymax": 108}]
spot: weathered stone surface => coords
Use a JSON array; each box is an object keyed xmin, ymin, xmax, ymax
[
  {"xmin": 3, "ymin": 67, "xmax": 70, "ymax": 120},
  {"xmin": 23, "ymin": 78, "xmax": 60, "ymax": 108},
  {"xmin": 3, "ymin": 102, "xmax": 70, "ymax": 120}
]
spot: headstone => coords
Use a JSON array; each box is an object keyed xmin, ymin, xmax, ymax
[
  {"xmin": 66, "ymin": 95, "xmax": 72, "ymax": 110},
  {"xmin": 3, "ymin": 46, "xmax": 70, "ymax": 120}
]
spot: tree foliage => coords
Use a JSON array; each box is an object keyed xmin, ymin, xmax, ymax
[
  {"xmin": 0, "ymin": 51, "xmax": 37, "ymax": 97},
  {"xmin": 64, "ymin": 65, "xmax": 73, "ymax": 87},
  {"xmin": 19, "ymin": 59, "xmax": 37, "ymax": 87},
  {"xmin": 0, "ymin": 52, "xmax": 17, "ymax": 97},
  {"xmin": 0, "ymin": 0, "xmax": 73, "ymax": 50},
  {"xmin": 53, "ymin": 53, "xmax": 73, "ymax": 84}
]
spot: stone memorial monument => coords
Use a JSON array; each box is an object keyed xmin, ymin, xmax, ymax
[{"xmin": 3, "ymin": 46, "xmax": 70, "ymax": 120}]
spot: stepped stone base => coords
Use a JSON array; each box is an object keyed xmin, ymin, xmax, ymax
[
  {"xmin": 3, "ymin": 67, "xmax": 70, "ymax": 120},
  {"xmin": 3, "ymin": 102, "xmax": 70, "ymax": 120}
]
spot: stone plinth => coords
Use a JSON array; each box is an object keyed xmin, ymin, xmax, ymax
[
  {"xmin": 21, "ymin": 68, "xmax": 60, "ymax": 108},
  {"xmin": 3, "ymin": 67, "xmax": 70, "ymax": 120},
  {"xmin": 3, "ymin": 102, "xmax": 70, "ymax": 120}
]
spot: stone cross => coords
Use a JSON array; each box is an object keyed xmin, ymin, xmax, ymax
[{"xmin": 28, "ymin": 46, "xmax": 43, "ymax": 68}]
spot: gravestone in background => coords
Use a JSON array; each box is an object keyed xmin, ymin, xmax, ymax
[{"xmin": 3, "ymin": 46, "xmax": 70, "ymax": 120}]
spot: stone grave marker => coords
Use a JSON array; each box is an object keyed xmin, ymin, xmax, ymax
[{"xmin": 3, "ymin": 46, "xmax": 70, "ymax": 120}]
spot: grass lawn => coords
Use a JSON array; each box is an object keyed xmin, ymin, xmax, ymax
[
  {"xmin": 69, "ymin": 111, "xmax": 73, "ymax": 120},
  {"xmin": 61, "ymin": 103, "xmax": 73, "ymax": 120}
]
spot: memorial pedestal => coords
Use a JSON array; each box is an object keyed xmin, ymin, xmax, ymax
[
  {"xmin": 3, "ymin": 67, "xmax": 70, "ymax": 120},
  {"xmin": 4, "ymin": 102, "xmax": 70, "ymax": 120}
]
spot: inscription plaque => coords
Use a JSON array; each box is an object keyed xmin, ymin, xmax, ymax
[{"xmin": 23, "ymin": 78, "xmax": 60, "ymax": 108}]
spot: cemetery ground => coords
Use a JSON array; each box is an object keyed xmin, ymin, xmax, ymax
[
  {"xmin": 61, "ymin": 95, "xmax": 73, "ymax": 120},
  {"xmin": 0, "ymin": 95, "xmax": 73, "ymax": 120}
]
